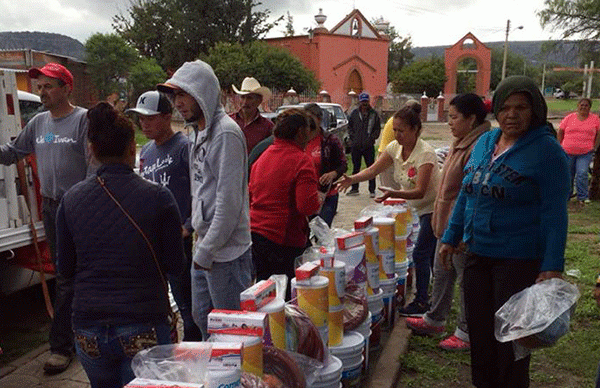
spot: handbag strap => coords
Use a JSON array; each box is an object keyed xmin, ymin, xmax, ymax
[{"xmin": 96, "ymin": 175, "xmax": 173, "ymax": 314}]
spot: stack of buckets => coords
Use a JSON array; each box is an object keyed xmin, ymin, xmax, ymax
[
  {"xmin": 373, "ymin": 217, "xmax": 397, "ymax": 330},
  {"xmin": 390, "ymin": 204, "xmax": 413, "ymax": 312},
  {"xmin": 291, "ymin": 275, "xmax": 330, "ymax": 347}
]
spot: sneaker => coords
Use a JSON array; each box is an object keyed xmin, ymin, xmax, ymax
[
  {"xmin": 584, "ymin": 199, "xmax": 591, "ymax": 204},
  {"xmin": 346, "ymin": 189, "xmax": 359, "ymax": 196},
  {"xmin": 438, "ymin": 335, "xmax": 470, "ymax": 351},
  {"xmin": 398, "ymin": 301, "xmax": 429, "ymax": 317},
  {"xmin": 369, "ymin": 192, "xmax": 376, "ymax": 198},
  {"xmin": 405, "ymin": 317, "xmax": 444, "ymax": 335},
  {"xmin": 44, "ymin": 352, "xmax": 72, "ymax": 374}
]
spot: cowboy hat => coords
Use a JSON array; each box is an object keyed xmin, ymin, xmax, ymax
[{"xmin": 232, "ymin": 77, "xmax": 272, "ymax": 100}]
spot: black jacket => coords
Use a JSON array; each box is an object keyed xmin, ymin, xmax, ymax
[
  {"xmin": 348, "ymin": 107, "xmax": 381, "ymax": 149},
  {"xmin": 57, "ymin": 163, "xmax": 184, "ymax": 328}
]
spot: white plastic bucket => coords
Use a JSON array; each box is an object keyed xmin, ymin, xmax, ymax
[
  {"xmin": 340, "ymin": 355, "xmax": 363, "ymax": 388},
  {"xmin": 367, "ymin": 287, "xmax": 383, "ymax": 325},
  {"xmin": 311, "ymin": 355, "xmax": 342, "ymax": 388},
  {"xmin": 381, "ymin": 274, "xmax": 399, "ymax": 329},
  {"xmin": 206, "ymin": 368, "xmax": 241, "ymax": 388},
  {"xmin": 329, "ymin": 331, "xmax": 365, "ymax": 371},
  {"xmin": 354, "ymin": 312, "xmax": 371, "ymax": 372}
]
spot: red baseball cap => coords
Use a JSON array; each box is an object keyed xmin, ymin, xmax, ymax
[{"xmin": 28, "ymin": 63, "xmax": 73, "ymax": 88}]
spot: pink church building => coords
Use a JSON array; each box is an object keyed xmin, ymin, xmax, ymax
[{"xmin": 265, "ymin": 9, "xmax": 389, "ymax": 106}]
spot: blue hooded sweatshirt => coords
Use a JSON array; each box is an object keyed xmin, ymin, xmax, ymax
[{"xmin": 441, "ymin": 124, "xmax": 570, "ymax": 272}]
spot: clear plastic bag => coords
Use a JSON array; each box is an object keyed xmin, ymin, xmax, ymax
[
  {"xmin": 284, "ymin": 303, "xmax": 327, "ymax": 362},
  {"xmin": 494, "ymin": 278, "xmax": 579, "ymax": 359},
  {"xmin": 131, "ymin": 343, "xmax": 213, "ymax": 384}
]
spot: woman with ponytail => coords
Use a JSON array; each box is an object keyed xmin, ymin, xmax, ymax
[
  {"xmin": 337, "ymin": 103, "xmax": 441, "ymax": 316},
  {"xmin": 56, "ymin": 102, "xmax": 185, "ymax": 388}
]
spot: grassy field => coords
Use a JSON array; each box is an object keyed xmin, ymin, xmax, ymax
[
  {"xmin": 546, "ymin": 98, "xmax": 600, "ymax": 116},
  {"xmin": 399, "ymin": 200, "xmax": 600, "ymax": 387}
]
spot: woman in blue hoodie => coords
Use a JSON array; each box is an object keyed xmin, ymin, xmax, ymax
[{"xmin": 439, "ymin": 76, "xmax": 570, "ymax": 388}]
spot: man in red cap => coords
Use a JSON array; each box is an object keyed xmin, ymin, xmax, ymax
[{"xmin": 0, "ymin": 62, "xmax": 92, "ymax": 374}]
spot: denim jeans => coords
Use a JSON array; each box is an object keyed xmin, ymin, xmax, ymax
[
  {"xmin": 567, "ymin": 151, "xmax": 594, "ymax": 201},
  {"xmin": 319, "ymin": 194, "xmax": 339, "ymax": 227},
  {"xmin": 43, "ymin": 196, "xmax": 74, "ymax": 357},
  {"xmin": 191, "ymin": 247, "xmax": 253, "ymax": 340},
  {"xmin": 74, "ymin": 322, "xmax": 170, "ymax": 388},
  {"xmin": 167, "ymin": 236, "xmax": 202, "ymax": 341},
  {"xmin": 412, "ymin": 213, "xmax": 436, "ymax": 305}
]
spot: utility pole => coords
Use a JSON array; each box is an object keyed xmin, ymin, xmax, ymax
[
  {"xmin": 501, "ymin": 20, "xmax": 510, "ymax": 81},
  {"xmin": 541, "ymin": 63, "xmax": 546, "ymax": 94},
  {"xmin": 587, "ymin": 61, "xmax": 594, "ymax": 98}
]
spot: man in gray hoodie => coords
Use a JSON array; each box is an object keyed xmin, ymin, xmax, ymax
[{"xmin": 158, "ymin": 60, "xmax": 252, "ymax": 339}]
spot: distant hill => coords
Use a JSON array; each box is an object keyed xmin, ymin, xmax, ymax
[
  {"xmin": 412, "ymin": 41, "xmax": 581, "ymax": 67},
  {"xmin": 0, "ymin": 31, "xmax": 86, "ymax": 61}
]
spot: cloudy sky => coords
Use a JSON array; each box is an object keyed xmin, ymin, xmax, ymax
[{"xmin": 0, "ymin": 0, "xmax": 560, "ymax": 47}]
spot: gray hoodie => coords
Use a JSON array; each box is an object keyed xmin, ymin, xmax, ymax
[{"xmin": 161, "ymin": 60, "xmax": 251, "ymax": 269}]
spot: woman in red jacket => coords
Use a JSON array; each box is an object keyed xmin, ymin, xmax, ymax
[{"xmin": 249, "ymin": 108, "xmax": 321, "ymax": 294}]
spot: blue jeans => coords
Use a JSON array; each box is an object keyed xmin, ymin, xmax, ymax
[
  {"xmin": 351, "ymin": 146, "xmax": 376, "ymax": 193},
  {"xmin": 191, "ymin": 248, "xmax": 253, "ymax": 340},
  {"xmin": 319, "ymin": 194, "xmax": 339, "ymax": 227},
  {"xmin": 412, "ymin": 213, "xmax": 436, "ymax": 304},
  {"xmin": 74, "ymin": 322, "xmax": 170, "ymax": 388},
  {"xmin": 167, "ymin": 236, "xmax": 202, "ymax": 341},
  {"xmin": 567, "ymin": 151, "xmax": 593, "ymax": 201}
]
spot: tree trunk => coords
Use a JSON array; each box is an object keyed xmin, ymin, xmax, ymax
[{"xmin": 589, "ymin": 151, "xmax": 600, "ymax": 200}]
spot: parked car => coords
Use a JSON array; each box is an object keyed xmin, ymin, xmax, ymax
[
  {"xmin": 553, "ymin": 89, "xmax": 571, "ymax": 100},
  {"xmin": 275, "ymin": 102, "xmax": 350, "ymax": 152},
  {"xmin": 17, "ymin": 90, "xmax": 44, "ymax": 126}
]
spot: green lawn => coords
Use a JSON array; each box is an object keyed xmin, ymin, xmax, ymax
[
  {"xmin": 546, "ymin": 98, "xmax": 600, "ymax": 116},
  {"xmin": 399, "ymin": 201, "xmax": 600, "ymax": 387}
]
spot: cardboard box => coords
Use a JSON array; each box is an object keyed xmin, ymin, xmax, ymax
[
  {"xmin": 208, "ymin": 310, "xmax": 268, "ymax": 337},
  {"xmin": 208, "ymin": 342, "xmax": 243, "ymax": 369},
  {"xmin": 354, "ymin": 216, "xmax": 373, "ymax": 231},
  {"xmin": 295, "ymin": 262, "xmax": 320, "ymax": 281},
  {"xmin": 383, "ymin": 198, "xmax": 406, "ymax": 207},
  {"xmin": 335, "ymin": 231, "xmax": 364, "ymax": 250},
  {"xmin": 240, "ymin": 280, "xmax": 276, "ymax": 311}
]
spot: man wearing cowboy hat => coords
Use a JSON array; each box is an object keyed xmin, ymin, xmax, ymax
[{"xmin": 230, "ymin": 77, "xmax": 274, "ymax": 154}]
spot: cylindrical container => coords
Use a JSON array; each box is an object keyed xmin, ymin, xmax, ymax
[
  {"xmin": 395, "ymin": 269, "xmax": 407, "ymax": 308},
  {"xmin": 378, "ymin": 250, "xmax": 395, "ymax": 280},
  {"xmin": 318, "ymin": 324, "xmax": 329, "ymax": 348},
  {"xmin": 354, "ymin": 311, "xmax": 371, "ymax": 374},
  {"xmin": 258, "ymin": 297, "xmax": 285, "ymax": 350},
  {"xmin": 390, "ymin": 208, "xmax": 409, "ymax": 237},
  {"xmin": 291, "ymin": 276, "xmax": 329, "ymax": 327},
  {"xmin": 328, "ymin": 305, "xmax": 344, "ymax": 347},
  {"xmin": 317, "ymin": 260, "xmax": 346, "ymax": 307},
  {"xmin": 380, "ymin": 274, "xmax": 399, "ymax": 330},
  {"xmin": 373, "ymin": 217, "xmax": 395, "ymax": 252},
  {"xmin": 329, "ymin": 331, "xmax": 365, "ymax": 388},
  {"xmin": 366, "ymin": 262, "xmax": 379, "ymax": 291},
  {"xmin": 335, "ymin": 245, "xmax": 367, "ymax": 285},
  {"xmin": 206, "ymin": 368, "xmax": 242, "ymax": 388},
  {"xmin": 394, "ymin": 236, "xmax": 407, "ymax": 263},
  {"xmin": 210, "ymin": 334, "xmax": 262, "ymax": 377},
  {"xmin": 362, "ymin": 227, "xmax": 379, "ymax": 262},
  {"xmin": 311, "ymin": 355, "xmax": 342, "ymax": 388},
  {"xmin": 367, "ymin": 287, "xmax": 383, "ymax": 326},
  {"xmin": 370, "ymin": 314, "xmax": 382, "ymax": 350}
]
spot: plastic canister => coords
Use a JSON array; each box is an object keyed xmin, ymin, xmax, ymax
[
  {"xmin": 316, "ymin": 260, "xmax": 346, "ymax": 307},
  {"xmin": 291, "ymin": 276, "xmax": 329, "ymax": 327},
  {"xmin": 390, "ymin": 207, "xmax": 409, "ymax": 237},
  {"xmin": 329, "ymin": 331, "xmax": 365, "ymax": 387},
  {"xmin": 311, "ymin": 355, "xmax": 343, "ymax": 388},
  {"xmin": 334, "ymin": 245, "xmax": 367, "ymax": 285},
  {"xmin": 373, "ymin": 217, "xmax": 395, "ymax": 252},
  {"xmin": 366, "ymin": 261, "xmax": 379, "ymax": 292},
  {"xmin": 362, "ymin": 227, "xmax": 380, "ymax": 262},
  {"xmin": 394, "ymin": 236, "xmax": 407, "ymax": 263},
  {"xmin": 328, "ymin": 305, "xmax": 344, "ymax": 347},
  {"xmin": 210, "ymin": 334, "xmax": 262, "ymax": 377},
  {"xmin": 206, "ymin": 368, "xmax": 242, "ymax": 388},
  {"xmin": 353, "ymin": 311, "xmax": 371, "ymax": 374},
  {"xmin": 380, "ymin": 274, "xmax": 399, "ymax": 330},
  {"xmin": 378, "ymin": 250, "xmax": 395, "ymax": 280},
  {"xmin": 258, "ymin": 297, "xmax": 285, "ymax": 350}
]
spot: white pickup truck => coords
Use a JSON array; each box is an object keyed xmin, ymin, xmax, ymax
[{"xmin": 0, "ymin": 70, "xmax": 50, "ymax": 294}]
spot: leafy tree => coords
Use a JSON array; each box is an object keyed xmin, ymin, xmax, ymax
[
  {"xmin": 127, "ymin": 57, "xmax": 167, "ymax": 103},
  {"xmin": 373, "ymin": 21, "xmax": 414, "ymax": 79},
  {"xmin": 391, "ymin": 56, "xmax": 446, "ymax": 97},
  {"xmin": 539, "ymin": 0, "xmax": 600, "ymax": 40},
  {"xmin": 113, "ymin": 0, "xmax": 281, "ymax": 71},
  {"xmin": 85, "ymin": 33, "xmax": 138, "ymax": 99},
  {"xmin": 203, "ymin": 41, "xmax": 319, "ymax": 93}
]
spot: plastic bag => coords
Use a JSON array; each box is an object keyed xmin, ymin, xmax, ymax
[
  {"xmin": 308, "ymin": 216, "xmax": 336, "ymax": 248},
  {"xmin": 343, "ymin": 283, "xmax": 368, "ymax": 331},
  {"xmin": 495, "ymin": 278, "xmax": 579, "ymax": 358},
  {"xmin": 131, "ymin": 343, "xmax": 212, "ymax": 384},
  {"xmin": 263, "ymin": 346, "xmax": 323, "ymax": 388},
  {"xmin": 269, "ymin": 274, "xmax": 288, "ymax": 300},
  {"xmin": 284, "ymin": 303, "xmax": 327, "ymax": 362}
]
